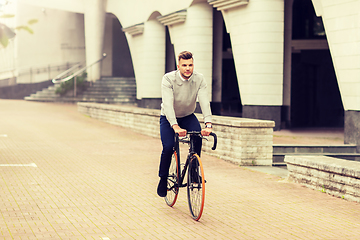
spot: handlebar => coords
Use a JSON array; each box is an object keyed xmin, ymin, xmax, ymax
[
  {"xmin": 209, "ymin": 132, "xmax": 217, "ymax": 150},
  {"xmin": 175, "ymin": 131, "xmax": 217, "ymax": 151}
]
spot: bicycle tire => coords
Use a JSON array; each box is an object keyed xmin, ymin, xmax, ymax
[
  {"xmin": 187, "ymin": 154, "xmax": 205, "ymax": 221},
  {"xmin": 165, "ymin": 150, "xmax": 179, "ymax": 207}
]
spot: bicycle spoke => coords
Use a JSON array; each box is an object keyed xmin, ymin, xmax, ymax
[
  {"xmin": 188, "ymin": 183, "xmax": 202, "ymax": 216},
  {"xmin": 165, "ymin": 151, "xmax": 179, "ymax": 207},
  {"xmin": 187, "ymin": 154, "xmax": 205, "ymax": 221}
]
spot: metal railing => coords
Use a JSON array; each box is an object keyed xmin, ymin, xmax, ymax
[
  {"xmin": 52, "ymin": 53, "xmax": 107, "ymax": 97},
  {"xmin": 51, "ymin": 63, "xmax": 82, "ymax": 83},
  {"xmin": 0, "ymin": 62, "xmax": 80, "ymax": 83}
]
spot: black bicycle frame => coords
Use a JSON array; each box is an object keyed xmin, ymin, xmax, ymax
[{"xmin": 174, "ymin": 131, "xmax": 217, "ymax": 188}]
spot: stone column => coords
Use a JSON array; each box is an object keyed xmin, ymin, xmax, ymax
[
  {"xmin": 84, "ymin": 0, "xmax": 106, "ymax": 82},
  {"xmin": 210, "ymin": 0, "xmax": 284, "ymax": 130},
  {"xmin": 344, "ymin": 111, "xmax": 360, "ymax": 151},
  {"xmin": 311, "ymin": 0, "xmax": 360, "ymax": 145},
  {"xmin": 122, "ymin": 18, "xmax": 165, "ymax": 108},
  {"xmin": 283, "ymin": 0, "xmax": 293, "ymax": 128},
  {"xmin": 137, "ymin": 19, "xmax": 165, "ymax": 105}
]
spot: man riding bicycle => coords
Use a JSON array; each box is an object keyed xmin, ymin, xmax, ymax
[{"xmin": 157, "ymin": 51, "xmax": 213, "ymax": 197}]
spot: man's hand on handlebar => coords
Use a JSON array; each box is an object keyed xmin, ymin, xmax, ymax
[
  {"xmin": 201, "ymin": 127, "xmax": 212, "ymax": 136},
  {"xmin": 172, "ymin": 124, "xmax": 187, "ymax": 137},
  {"xmin": 173, "ymin": 124, "xmax": 213, "ymax": 137}
]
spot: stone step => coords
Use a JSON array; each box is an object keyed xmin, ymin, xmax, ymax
[
  {"xmin": 100, "ymin": 77, "xmax": 135, "ymax": 80},
  {"xmin": 81, "ymin": 96, "xmax": 135, "ymax": 100},
  {"xmin": 94, "ymin": 79, "xmax": 135, "ymax": 85},
  {"xmin": 273, "ymin": 153, "xmax": 360, "ymax": 165},
  {"xmin": 99, "ymin": 77, "xmax": 135, "ymax": 81},
  {"xmin": 84, "ymin": 87, "xmax": 136, "ymax": 93},
  {"xmin": 25, "ymin": 86, "xmax": 60, "ymax": 100},
  {"xmin": 24, "ymin": 96, "xmax": 60, "ymax": 102},
  {"xmin": 79, "ymin": 98, "xmax": 136, "ymax": 104},
  {"xmin": 94, "ymin": 79, "xmax": 135, "ymax": 83},
  {"xmin": 91, "ymin": 84, "xmax": 136, "ymax": 88},
  {"xmin": 272, "ymin": 144, "xmax": 358, "ymax": 166},
  {"xmin": 83, "ymin": 92, "xmax": 136, "ymax": 97},
  {"xmin": 29, "ymin": 91, "xmax": 58, "ymax": 97},
  {"xmin": 24, "ymin": 77, "xmax": 137, "ymax": 104},
  {"xmin": 80, "ymin": 77, "xmax": 137, "ymax": 104},
  {"xmin": 25, "ymin": 96, "xmax": 136, "ymax": 104},
  {"xmin": 46, "ymin": 86, "xmax": 58, "ymax": 91},
  {"xmin": 273, "ymin": 144, "xmax": 357, "ymax": 154}
]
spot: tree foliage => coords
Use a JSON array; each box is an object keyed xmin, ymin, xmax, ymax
[
  {"xmin": 0, "ymin": 14, "xmax": 37, "ymax": 48},
  {"xmin": 55, "ymin": 72, "xmax": 88, "ymax": 96}
]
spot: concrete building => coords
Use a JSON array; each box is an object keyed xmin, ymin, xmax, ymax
[{"xmin": 0, "ymin": 0, "xmax": 359, "ymax": 144}]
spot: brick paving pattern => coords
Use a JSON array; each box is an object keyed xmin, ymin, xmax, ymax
[{"xmin": 0, "ymin": 100, "xmax": 359, "ymax": 239}]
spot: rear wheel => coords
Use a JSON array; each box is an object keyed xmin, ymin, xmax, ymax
[
  {"xmin": 165, "ymin": 151, "xmax": 179, "ymax": 207},
  {"xmin": 187, "ymin": 154, "xmax": 205, "ymax": 221}
]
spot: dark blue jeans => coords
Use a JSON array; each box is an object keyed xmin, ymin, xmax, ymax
[{"xmin": 159, "ymin": 114, "xmax": 202, "ymax": 178}]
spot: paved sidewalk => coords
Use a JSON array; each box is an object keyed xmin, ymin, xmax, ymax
[{"xmin": 0, "ymin": 100, "xmax": 359, "ymax": 239}]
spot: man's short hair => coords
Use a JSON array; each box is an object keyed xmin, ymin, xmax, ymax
[{"xmin": 178, "ymin": 51, "xmax": 193, "ymax": 62}]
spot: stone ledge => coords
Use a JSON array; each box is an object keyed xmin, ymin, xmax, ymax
[
  {"xmin": 211, "ymin": 115, "xmax": 275, "ymax": 128},
  {"xmin": 122, "ymin": 23, "xmax": 144, "ymax": 36},
  {"xmin": 77, "ymin": 102, "xmax": 275, "ymax": 166},
  {"xmin": 78, "ymin": 102, "xmax": 160, "ymax": 116},
  {"xmin": 285, "ymin": 155, "xmax": 360, "ymax": 203},
  {"xmin": 157, "ymin": 9, "xmax": 187, "ymax": 26},
  {"xmin": 208, "ymin": 0, "xmax": 249, "ymax": 11},
  {"xmin": 78, "ymin": 102, "xmax": 275, "ymax": 127}
]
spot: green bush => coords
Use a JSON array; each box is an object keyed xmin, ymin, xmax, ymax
[{"xmin": 55, "ymin": 72, "xmax": 87, "ymax": 96}]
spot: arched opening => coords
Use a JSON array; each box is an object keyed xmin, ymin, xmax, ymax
[
  {"xmin": 105, "ymin": 13, "xmax": 134, "ymax": 78},
  {"xmin": 212, "ymin": 8, "xmax": 241, "ymax": 117},
  {"xmin": 165, "ymin": 26, "xmax": 176, "ymax": 73},
  {"xmin": 290, "ymin": 0, "xmax": 343, "ymax": 128}
]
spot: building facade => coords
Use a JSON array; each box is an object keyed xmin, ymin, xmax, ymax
[{"xmin": 1, "ymin": 0, "xmax": 359, "ymax": 143}]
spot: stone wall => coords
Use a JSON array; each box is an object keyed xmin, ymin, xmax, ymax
[
  {"xmin": 285, "ymin": 155, "xmax": 360, "ymax": 203},
  {"xmin": 77, "ymin": 102, "xmax": 275, "ymax": 166}
]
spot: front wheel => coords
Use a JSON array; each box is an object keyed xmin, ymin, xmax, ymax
[
  {"xmin": 187, "ymin": 154, "xmax": 205, "ymax": 221},
  {"xmin": 165, "ymin": 151, "xmax": 179, "ymax": 207}
]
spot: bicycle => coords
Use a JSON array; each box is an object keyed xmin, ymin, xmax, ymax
[{"xmin": 165, "ymin": 131, "xmax": 217, "ymax": 221}]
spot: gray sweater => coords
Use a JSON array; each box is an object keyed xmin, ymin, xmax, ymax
[{"xmin": 160, "ymin": 70, "xmax": 212, "ymax": 126}]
